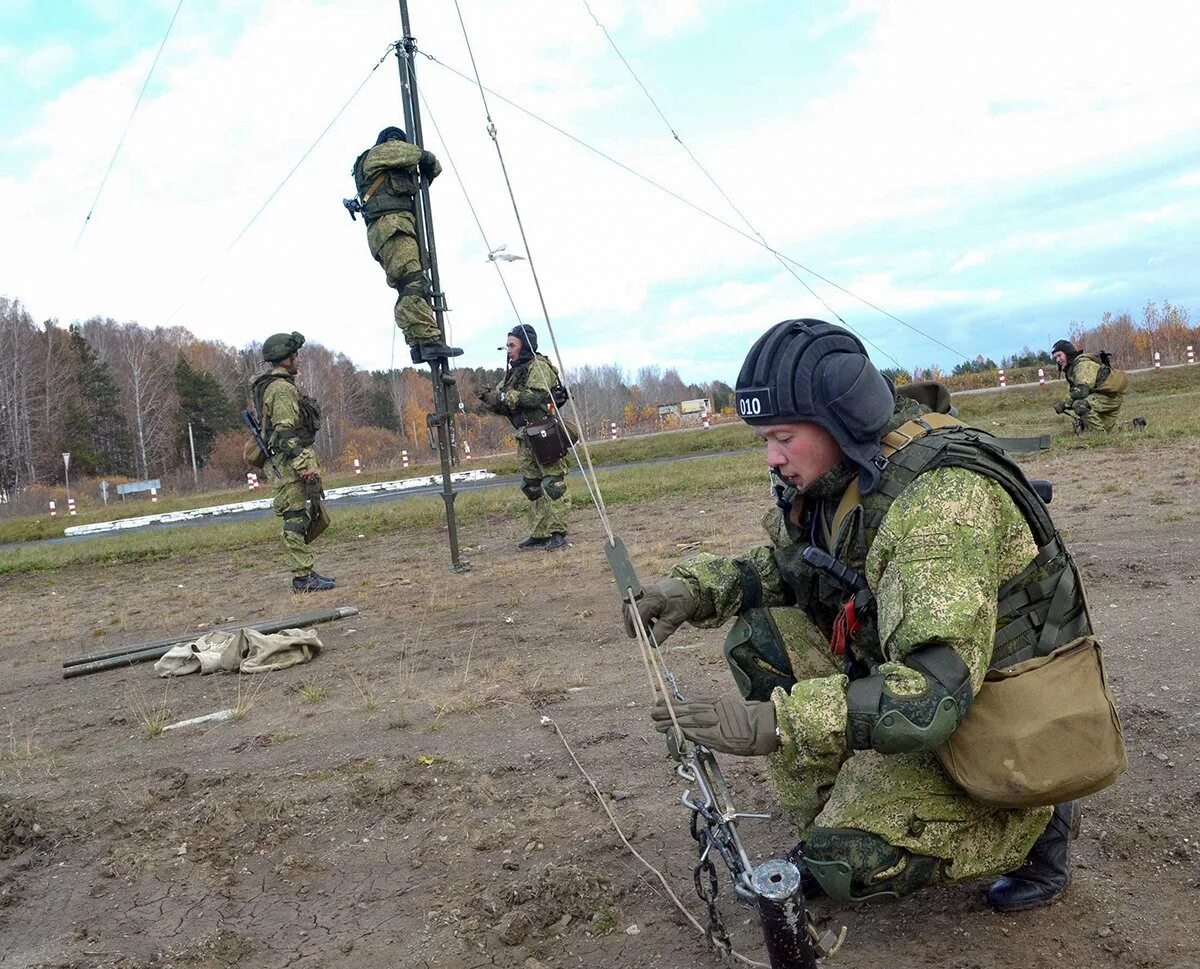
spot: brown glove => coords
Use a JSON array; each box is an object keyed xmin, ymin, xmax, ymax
[
  {"xmin": 650, "ymin": 696, "xmax": 779, "ymax": 756},
  {"xmin": 1053, "ymin": 401, "xmax": 1067, "ymax": 414},
  {"xmin": 623, "ymin": 577, "xmax": 698, "ymax": 646}
]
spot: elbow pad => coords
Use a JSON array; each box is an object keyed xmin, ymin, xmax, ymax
[
  {"xmin": 846, "ymin": 644, "xmax": 974, "ymax": 754},
  {"xmin": 1069, "ymin": 384, "xmax": 1091, "ymax": 400}
]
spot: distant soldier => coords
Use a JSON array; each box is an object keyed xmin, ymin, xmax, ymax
[
  {"xmin": 350, "ymin": 127, "xmax": 462, "ymax": 364},
  {"xmin": 1051, "ymin": 340, "xmax": 1127, "ymax": 432},
  {"xmin": 251, "ymin": 332, "xmax": 334, "ymax": 593},
  {"xmin": 479, "ymin": 325, "xmax": 570, "ymax": 551}
]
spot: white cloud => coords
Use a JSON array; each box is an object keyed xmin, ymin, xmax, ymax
[{"xmin": 1, "ymin": 0, "xmax": 1198, "ymax": 382}]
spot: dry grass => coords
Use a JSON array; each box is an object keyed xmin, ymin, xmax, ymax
[{"xmin": 127, "ymin": 685, "xmax": 172, "ymax": 740}]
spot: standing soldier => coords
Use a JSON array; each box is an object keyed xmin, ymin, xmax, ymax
[
  {"xmin": 350, "ymin": 127, "xmax": 462, "ymax": 364},
  {"xmin": 629, "ymin": 320, "xmax": 1124, "ymax": 911},
  {"xmin": 1050, "ymin": 339, "xmax": 1127, "ymax": 432},
  {"xmin": 479, "ymin": 325, "xmax": 570, "ymax": 551},
  {"xmin": 251, "ymin": 332, "xmax": 334, "ymax": 593}
]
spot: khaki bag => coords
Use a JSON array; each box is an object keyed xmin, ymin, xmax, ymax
[
  {"xmin": 304, "ymin": 479, "xmax": 330, "ymax": 545},
  {"xmin": 935, "ymin": 637, "xmax": 1127, "ymax": 808},
  {"xmin": 243, "ymin": 438, "xmax": 268, "ymax": 470},
  {"xmin": 526, "ymin": 414, "xmax": 578, "ymax": 465}
]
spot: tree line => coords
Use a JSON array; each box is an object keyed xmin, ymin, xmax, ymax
[{"xmin": 0, "ymin": 296, "xmax": 730, "ymax": 499}]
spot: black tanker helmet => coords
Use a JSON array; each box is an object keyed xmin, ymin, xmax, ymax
[
  {"xmin": 375, "ymin": 126, "xmax": 407, "ymax": 146},
  {"xmin": 262, "ymin": 331, "xmax": 306, "ymax": 363},
  {"xmin": 735, "ymin": 319, "xmax": 896, "ymax": 495},
  {"xmin": 1051, "ymin": 339, "xmax": 1079, "ymax": 368},
  {"xmin": 508, "ymin": 324, "xmax": 538, "ymax": 356}
]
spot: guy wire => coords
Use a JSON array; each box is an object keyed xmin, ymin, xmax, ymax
[{"xmin": 418, "ymin": 48, "xmax": 971, "ymax": 365}]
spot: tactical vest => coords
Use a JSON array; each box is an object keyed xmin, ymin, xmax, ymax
[
  {"xmin": 499, "ymin": 354, "xmax": 560, "ymax": 430},
  {"xmin": 252, "ymin": 373, "xmax": 322, "ymax": 447},
  {"xmin": 1070, "ymin": 351, "xmax": 1127, "ymax": 396},
  {"xmin": 352, "ymin": 149, "xmax": 416, "ymax": 224},
  {"xmin": 773, "ymin": 417, "xmax": 1092, "ymax": 673}
]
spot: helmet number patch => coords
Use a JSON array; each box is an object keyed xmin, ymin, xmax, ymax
[{"xmin": 736, "ymin": 387, "xmax": 774, "ymax": 419}]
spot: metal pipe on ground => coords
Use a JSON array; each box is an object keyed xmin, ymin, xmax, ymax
[{"xmin": 61, "ymin": 606, "xmax": 359, "ymax": 679}]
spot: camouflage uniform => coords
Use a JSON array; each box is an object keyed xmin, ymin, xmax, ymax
[
  {"xmin": 352, "ymin": 140, "xmax": 443, "ymax": 347},
  {"xmin": 1059, "ymin": 354, "xmax": 1124, "ymax": 432},
  {"xmin": 251, "ymin": 367, "xmax": 321, "ymax": 577},
  {"xmin": 486, "ymin": 354, "xmax": 570, "ymax": 539},
  {"xmin": 669, "ymin": 399, "xmax": 1054, "ymax": 893}
]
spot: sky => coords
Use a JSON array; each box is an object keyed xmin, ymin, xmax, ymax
[{"xmin": 2, "ymin": 0, "xmax": 1199, "ymax": 383}]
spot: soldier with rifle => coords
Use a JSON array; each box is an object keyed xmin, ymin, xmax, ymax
[
  {"xmin": 627, "ymin": 320, "xmax": 1124, "ymax": 911},
  {"xmin": 247, "ymin": 331, "xmax": 334, "ymax": 593},
  {"xmin": 1050, "ymin": 339, "xmax": 1128, "ymax": 432}
]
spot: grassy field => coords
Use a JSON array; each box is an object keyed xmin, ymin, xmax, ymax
[{"xmin": 3, "ymin": 364, "xmax": 1198, "ymax": 573}]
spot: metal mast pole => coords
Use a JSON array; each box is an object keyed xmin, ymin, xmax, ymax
[{"xmin": 396, "ymin": 0, "xmax": 468, "ymax": 573}]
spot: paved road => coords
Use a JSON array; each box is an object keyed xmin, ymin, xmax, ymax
[{"xmin": 0, "ymin": 450, "xmax": 757, "ymax": 553}]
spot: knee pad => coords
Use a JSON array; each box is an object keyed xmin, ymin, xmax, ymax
[
  {"xmin": 397, "ymin": 269, "xmax": 428, "ymax": 298},
  {"xmin": 804, "ymin": 827, "xmax": 943, "ymax": 902},
  {"xmin": 520, "ymin": 478, "xmax": 542, "ymax": 501},
  {"xmin": 1072, "ymin": 398, "xmax": 1091, "ymax": 417},
  {"xmin": 723, "ymin": 609, "xmax": 796, "ymax": 701},
  {"xmin": 542, "ymin": 475, "xmax": 567, "ymax": 500}
]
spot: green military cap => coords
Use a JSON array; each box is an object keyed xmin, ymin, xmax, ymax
[{"xmin": 262, "ymin": 331, "xmax": 306, "ymax": 363}]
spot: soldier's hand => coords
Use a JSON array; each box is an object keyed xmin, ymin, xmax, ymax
[
  {"xmin": 1053, "ymin": 401, "xmax": 1067, "ymax": 414},
  {"xmin": 623, "ymin": 577, "xmax": 698, "ymax": 645},
  {"xmin": 650, "ymin": 696, "xmax": 779, "ymax": 756},
  {"xmin": 299, "ymin": 470, "xmax": 322, "ymax": 484}
]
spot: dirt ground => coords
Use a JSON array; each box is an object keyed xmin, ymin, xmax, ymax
[{"xmin": 2, "ymin": 440, "xmax": 1199, "ymax": 969}]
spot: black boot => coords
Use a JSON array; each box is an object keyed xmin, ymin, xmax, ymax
[
  {"xmin": 311, "ymin": 570, "xmax": 336, "ymax": 584},
  {"xmin": 517, "ymin": 536, "xmax": 547, "ymax": 551},
  {"xmin": 292, "ymin": 572, "xmax": 335, "ymax": 593},
  {"xmin": 987, "ymin": 801, "xmax": 1080, "ymax": 912},
  {"xmin": 542, "ymin": 533, "xmax": 568, "ymax": 551},
  {"xmin": 412, "ymin": 341, "xmax": 464, "ymax": 363}
]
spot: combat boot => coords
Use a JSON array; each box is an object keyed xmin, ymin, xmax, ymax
[
  {"xmin": 411, "ymin": 341, "xmax": 464, "ymax": 363},
  {"xmin": 311, "ymin": 570, "xmax": 336, "ymax": 585},
  {"xmin": 292, "ymin": 572, "xmax": 336, "ymax": 594},
  {"xmin": 517, "ymin": 536, "xmax": 547, "ymax": 551},
  {"xmin": 543, "ymin": 533, "xmax": 568, "ymax": 551},
  {"xmin": 986, "ymin": 801, "xmax": 1080, "ymax": 912}
]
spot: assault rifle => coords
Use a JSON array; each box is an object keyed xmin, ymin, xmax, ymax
[{"xmin": 241, "ymin": 409, "xmax": 281, "ymax": 480}]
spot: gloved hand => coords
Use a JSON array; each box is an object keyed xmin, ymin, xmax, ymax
[
  {"xmin": 650, "ymin": 696, "xmax": 779, "ymax": 756},
  {"xmin": 623, "ymin": 577, "xmax": 698, "ymax": 645},
  {"xmin": 298, "ymin": 470, "xmax": 322, "ymax": 484},
  {"xmin": 1053, "ymin": 401, "xmax": 1067, "ymax": 414},
  {"xmin": 478, "ymin": 388, "xmax": 500, "ymax": 411}
]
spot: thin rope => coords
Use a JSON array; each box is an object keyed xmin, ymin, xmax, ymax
[
  {"xmin": 419, "ymin": 48, "xmax": 970, "ymax": 365},
  {"xmin": 542, "ymin": 714, "xmax": 768, "ymax": 968},
  {"xmin": 417, "ymin": 89, "xmax": 526, "ymax": 328},
  {"xmin": 451, "ymin": 0, "xmax": 619, "ymax": 542},
  {"xmin": 76, "ymin": 0, "xmax": 186, "ymax": 248},
  {"xmin": 574, "ymin": 1, "xmax": 903, "ymax": 368},
  {"xmin": 164, "ymin": 42, "xmax": 397, "ymax": 325}
]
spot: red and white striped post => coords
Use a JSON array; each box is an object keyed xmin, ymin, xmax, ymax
[
  {"xmin": 353, "ymin": 458, "xmax": 362, "ymax": 475},
  {"xmin": 462, "ymin": 441, "xmax": 472, "ymax": 460},
  {"xmin": 402, "ymin": 449, "xmax": 409, "ymax": 469},
  {"xmin": 246, "ymin": 472, "xmax": 258, "ymax": 490},
  {"xmin": 998, "ymin": 368, "xmax": 1006, "ymax": 388},
  {"xmin": 150, "ymin": 487, "xmax": 158, "ymax": 503},
  {"xmin": 1154, "ymin": 351, "xmax": 1162, "ymax": 373},
  {"xmin": 702, "ymin": 411, "xmax": 711, "ymax": 429},
  {"xmin": 1188, "ymin": 345, "xmax": 1195, "ymax": 365},
  {"xmin": 610, "ymin": 421, "xmax": 618, "ymax": 440},
  {"xmin": 68, "ymin": 498, "xmax": 77, "ymax": 516},
  {"xmin": 1037, "ymin": 368, "xmax": 1046, "ymax": 386},
  {"xmin": 49, "ymin": 500, "xmax": 57, "ymax": 517}
]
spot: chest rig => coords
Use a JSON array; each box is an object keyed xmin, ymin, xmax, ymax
[
  {"xmin": 773, "ymin": 415, "xmax": 1091, "ymax": 673},
  {"xmin": 352, "ymin": 150, "xmax": 417, "ymax": 225}
]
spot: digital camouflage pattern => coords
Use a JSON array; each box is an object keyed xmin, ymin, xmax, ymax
[
  {"xmin": 257, "ymin": 368, "xmax": 320, "ymax": 576},
  {"xmin": 489, "ymin": 355, "xmax": 570, "ymax": 538},
  {"xmin": 1060, "ymin": 355, "xmax": 1124, "ymax": 432},
  {"xmin": 672, "ymin": 465, "xmax": 1052, "ymax": 882},
  {"xmin": 359, "ymin": 141, "xmax": 443, "ymax": 347}
]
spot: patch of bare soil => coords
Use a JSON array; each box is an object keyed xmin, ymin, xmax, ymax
[{"xmin": 1, "ymin": 441, "xmax": 1199, "ymax": 968}]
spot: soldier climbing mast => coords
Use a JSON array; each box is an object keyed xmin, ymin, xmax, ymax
[{"xmin": 345, "ymin": 0, "xmax": 468, "ymax": 572}]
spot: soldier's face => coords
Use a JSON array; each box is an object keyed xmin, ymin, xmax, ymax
[
  {"xmin": 755, "ymin": 422, "xmax": 843, "ymax": 492},
  {"xmin": 506, "ymin": 336, "xmax": 522, "ymax": 363},
  {"xmin": 1052, "ymin": 350, "xmax": 1068, "ymax": 368},
  {"xmin": 282, "ymin": 353, "xmax": 299, "ymax": 376}
]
